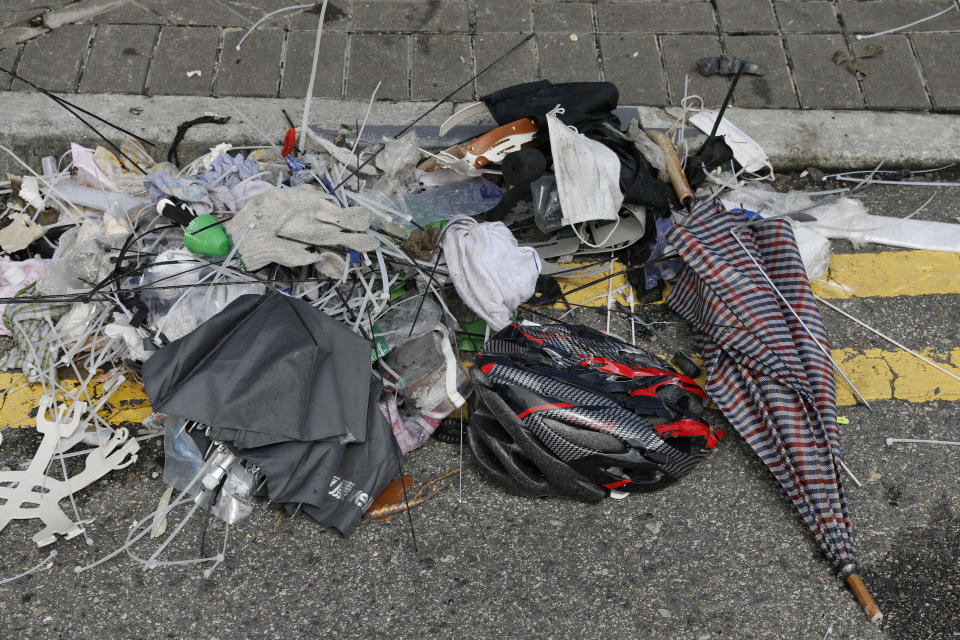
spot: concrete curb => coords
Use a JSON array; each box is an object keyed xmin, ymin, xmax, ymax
[{"xmin": 1, "ymin": 92, "xmax": 958, "ymax": 174}]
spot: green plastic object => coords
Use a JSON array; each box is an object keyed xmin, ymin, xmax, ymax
[
  {"xmin": 459, "ymin": 318, "xmax": 488, "ymax": 352},
  {"xmin": 184, "ymin": 214, "xmax": 232, "ymax": 256}
]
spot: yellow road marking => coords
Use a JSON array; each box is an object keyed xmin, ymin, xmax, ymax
[
  {"xmin": 662, "ymin": 348, "xmax": 959, "ymax": 408},
  {"xmin": 551, "ymin": 261, "xmax": 668, "ymax": 308},
  {"xmin": 833, "ymin": 347, "xmax": 960, "ymax": 406},
  {"xmin": 0, "ymin": 373, "xmax": 153, "ymax": 430},
  {"xmin": 813, "ymin": 250, "xmax": 960, "ymax": 299}
]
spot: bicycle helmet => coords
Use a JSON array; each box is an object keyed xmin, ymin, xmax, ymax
[{"xmin": 468, "ymin": 323, "xmax": 723, "ymax": 502}]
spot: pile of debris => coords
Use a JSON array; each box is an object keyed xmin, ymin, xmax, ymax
[{"xmin": 8, "ymin": 59, "xmax": 960, "ymax": 618}]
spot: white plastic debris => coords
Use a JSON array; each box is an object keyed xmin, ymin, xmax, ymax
[
  {"xmin": 799, "ymin": 200, "xmax": 960, "ymax": 252},
  {"xmin": 0, "ymin": 214, "xmax": 45, "ymax": 252},
  {"xmin": 18, "ymin": 176, "xmax": 45, "ymax": 210},
  {"xmin": 0, "ymin": 397, "xmax": 139, "ymax": 547}
]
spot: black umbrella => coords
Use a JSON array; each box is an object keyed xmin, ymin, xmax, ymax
[
  {"xmin": 143, "ymin": 291, "xmax": 372, "ymax": 444},
  {"xmin": 143, "ymin": 291, "xmax": 403, "ymax": 535},
  {"xmin": 237, "ymin": 378, "xmax": 401, "ymax": 536}
]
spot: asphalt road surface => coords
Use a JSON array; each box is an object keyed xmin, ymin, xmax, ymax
[{"xmin": 1, "ymin": 171, "xmax": 958, "ymax": 639}]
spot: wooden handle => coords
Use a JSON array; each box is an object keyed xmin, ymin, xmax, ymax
[
  {"xmin": 646, "ymin": 130, "xmax": 694, "ymax": 208},
  {"xmin": 846, "ymin": 573, "xmax": 883, "ymax": 624}
]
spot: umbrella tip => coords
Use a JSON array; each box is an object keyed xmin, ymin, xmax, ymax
[{"xmin": 845, "ymin": 572, "xmax": 883, "ymax": 624}]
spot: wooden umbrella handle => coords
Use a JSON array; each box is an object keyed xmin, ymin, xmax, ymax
[
  {"xmin": 646, "ymin": 130, "xmax": 694, "ymax": 208},
  {"xmin": 846, "ymin": 573, "xmax": 883, "ymax": 623}
]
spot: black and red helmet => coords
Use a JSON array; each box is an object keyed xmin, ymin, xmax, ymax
[{"xmin": 469, "ymin": 323, "xmax": 723, "ymax": 502}]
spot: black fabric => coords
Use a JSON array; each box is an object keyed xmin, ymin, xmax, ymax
[
  {"xmin": 479, "ymin": 148, "xmax": 545, "ymax": 221},
  {"xmin": 480, "ymin": 80, "xmax": 621, "ymax": 135},
  {"xmin": 142, "ymin": 291, "xmax": 372, "ymax": 444},
  {"xmin": 593, "ymin": 123, "xmax": 677, "ymax": 212},
  {"xmin": 684, "ymin": 136, "xmax": 735, "ymax": 188},
  {"xmin": 480, "ymin": 81, "xmax": 676, "ymax": 212}
]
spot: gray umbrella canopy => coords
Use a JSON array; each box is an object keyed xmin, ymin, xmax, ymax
[
  {"xmin": 143, "ymin": 291, "xmax": 372, "ymax": 444},
  {"xmin": 143, "ymin": 292, "xmax": 402, "ymax": 535}
]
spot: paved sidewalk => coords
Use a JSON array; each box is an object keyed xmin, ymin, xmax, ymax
[{"xmin": 1, "ymin": 0, "xmax": 960, "ymax": 111}]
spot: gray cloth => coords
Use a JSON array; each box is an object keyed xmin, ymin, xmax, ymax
[{"xmin": 224, "ymin": 185, "xmax": 379, "ymax": 271}]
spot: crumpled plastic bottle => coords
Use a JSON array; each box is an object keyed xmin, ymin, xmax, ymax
[{"xmin": 395, "ymin": 178, "xmax": 502, "ymax": 228}]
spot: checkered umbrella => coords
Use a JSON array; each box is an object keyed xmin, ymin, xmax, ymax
[{"xmin": 665, "ymin": 200, "xmax": 881, "ymax": 623}]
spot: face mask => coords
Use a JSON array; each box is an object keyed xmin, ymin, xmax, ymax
[{"xmin": 546, "ymin": 105, "xmax": 624, "ymax": 225}]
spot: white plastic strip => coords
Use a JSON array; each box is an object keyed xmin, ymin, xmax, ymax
[
  {"xmin": 885, "ymin": 437, "xmax": 960, "ymax": 447},
  {"xmin": 298, "ymin": 0, "xmax": 330, "ymax": 154},
  {"xmin": 856, "ymin": 4, "xmax": 957, "ymax": 40}
]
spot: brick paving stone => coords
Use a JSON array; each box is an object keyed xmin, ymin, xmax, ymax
[
  {"xmin": 79, "ymin": 24, "xmax": 157, "ymax": 94},
  {"xmin": 149, "ymin": 26, "xmax": 219, "ymax": 96},
  {"xmin": 353, "ymin": 1, "xmax": 469, "ymax": 33},
  {"xmin": 538, "ymin": 32, "xmax": 599, "ymax": 84},
  {"xmin": 411, "ymin": 34, "xmax": 472, "ymax": 100},
  {"xmin": 598, "ymin": 34, "xmax": 665, "ymax": 106},
  {"xmin": 596, "ymin": 3, "xmax": 716, "ymax": 34},
  {"xmin": 281, "ymin": 32, "xmax": 347, "ymax": 99},
  {"xmin": 533, "ymin": 3, "xmax": 594, "ymax": 34},
  {"xmin": 12, "ymin": 24, "xmax": 91, "ymax": 92},
  {"xmin": 0, "ymin": 45, "xmax": 22, "ymax": 90},
  {"xmin": 475, "ymin": 33, "xmax": 537, "ymax": 97},
  {"xmin": 838, "ymin": 0, "xmax": 960, "ymax": 34},
  {"xmin": 724, "ymin": 34, "xmax": 798, "ymax": 108},
  {"xmin": 157, "ymin": 0, "xmax": 318, "ymax": 27},
  {"xmin": 851, "ymin": 34, "xmax": 927, "ymax": 110},
  {"xmin": 717, "ymin": 0, "xmax": 778, "ymax": 34},
  {"xmin": 660, "ymin": 34, "xmax": 729, "ymax": 107},
  {"xmin": 346, "ymin": 33, "xmax": 407, "ymax": 100},
  {"xmin": 214, "ymin": 28, "xmax": 284, "ymax": 97},
  {"xmin": 774, "ymin": 1, "xmax": 838, "ymax": 33},
  {"xmin": 147, "ymin": 0, "xmax": 255, "ymax": 27},
  {"xmin": 289, "ymin": 1, "xmax": 353, "ymax": 31},
  {"xmin": 784, "ymin": 33, "xmax": 862, "ymax": 108},
  {"xmin": 477, "ymin": 0, "xmax": 532, "ymax": 33},
  {"xmin": 911, "ymin": 32, "xmax": 960, "ymax": 110}
]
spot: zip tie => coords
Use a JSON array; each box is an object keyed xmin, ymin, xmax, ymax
[
  {"xmin": 833, "ymin": 177, "xmax": 960, "ymax": 188},
  {"xmin": 336, "ymin": 80, "xmax": 382, "ymax": 184},
  {"xmin": 0, "ymin": 550, "xmax": 57, "ymax": 585},
  {"xmin": 885, "ymin": 437, "xmax": 960, "ymax": 447},
  {"xmin": 236, "ymin": 3, "xmax": 313, "ymax": 50},
  {"xmin": 856, "ymin": 4, "xmax": 957, "ymax": 40},
  {"xmin": 838, "ymin": 460, "xmax": 862, "ymax": 488},
  {"xmin": 298, "ymin": 0, "xmax": 331, "ymax": 154},
  {"xmin": 458, "ymin": 414, "xmax": 464, "ymax": 503},
  {"xmin": 605, "ymin": 257, "xmax": 615, "ymax": 334}
]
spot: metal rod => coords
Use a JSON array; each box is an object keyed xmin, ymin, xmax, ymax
[
  {"xmin": 729, "ymin": 230, "xmax": 873, "ymax": 410},
  {"xmin": 330, "ymin": 33, "xmax": 535, "ymax": 191},
  {"xmin": 815, "ymin": 295, "xmax": 960, "ymax": 385},
  {"xmin": 838, "ymin": 460, "xmax": 862, "ymax": 487}
]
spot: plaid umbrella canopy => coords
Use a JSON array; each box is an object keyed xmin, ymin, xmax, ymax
[{"xmin": 665, "ymin": 199, "xmax": 881, "ymax": 622}]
